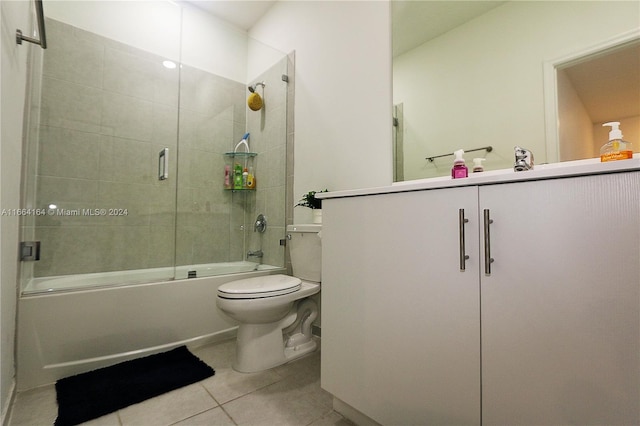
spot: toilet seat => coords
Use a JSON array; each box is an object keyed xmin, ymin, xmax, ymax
[{"xmin": 218, "ymin": 274, "xmax": 302, "ymax": 299}]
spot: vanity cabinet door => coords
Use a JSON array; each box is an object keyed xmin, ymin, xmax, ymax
[
  {"xmin": 479, "ymin": 172, "xmax": 640, "ymax": 425},
  {"xmin": 322, "ymin": 185, "xmax": 481, "ymax": 425}
]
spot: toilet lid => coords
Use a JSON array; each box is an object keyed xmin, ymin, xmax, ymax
[{"xmin": 217, "ymin": 274, "xmax": 302, "ymax": 299}]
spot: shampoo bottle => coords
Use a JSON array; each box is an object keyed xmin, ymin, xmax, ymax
[
  {"xmin": 246, "ymin": 167, "xmax": 256, "ymax": 189},
  {"xmin": 234, "ymin": 164, "xmax": 243, "ymax": 189},
  {"xmin": 600, "ymin": 122, "xmax": 633, "ymax": 162},
  {"xmin": 242, "ymin": 167, "xmax": 249, "ymax": 188},
  {"xmin": 224, "ymin": 165, "xmax": 231, "ymax": 189},
  {"xmin": 451, "ymin": 149, "xmax": 468, "ymax": 179}
]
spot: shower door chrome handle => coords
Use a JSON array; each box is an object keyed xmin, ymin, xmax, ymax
[
  {"xmin": 483, "ymin": 209, "xmax": 494, "ymax": 275},
  {"xmin": 158, "ymin": 148, "xmax": 168, "ymax": 180},
  {"xmin": 459, "ymin": 209, "xmax": 470, "ymax": 271}
]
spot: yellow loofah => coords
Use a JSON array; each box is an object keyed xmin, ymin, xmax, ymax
[{"xmin": 247, "ymin": 93, "xmax": 263, "ymax": 111}]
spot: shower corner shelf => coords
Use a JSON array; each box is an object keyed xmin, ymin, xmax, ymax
[
  {"xmin": 224, "ymin": 151, "xmax": 257, "ymax": 192},
  {"xmin": 225, "ymin": 188, "xmax": 256, "ymax": 192},
  {"xmin": 224, "ymin": 152, "xmax": 257, "ymax": 158}
]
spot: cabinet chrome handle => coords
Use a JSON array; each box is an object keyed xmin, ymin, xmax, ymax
[
  {"xmin": 459, "ymin": 209, "xmax": 470, "ymax": 271},
  {"xmin": 158, "ymin": 148, "xmax": 168, "ymax": 180},
  {"xmin": 483, "ymin": 209, "xmax": 494, "ymax": 275}
]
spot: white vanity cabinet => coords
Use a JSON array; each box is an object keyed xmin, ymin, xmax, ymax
[
  {"xmin": 322, "ymin": 185, "xmax": 482, "ymax": 425},
  {"xmin": 479, "ymin": 172, "xmax": 639, "ymax": 424},
  {"xmin": 321, "ymin": 171, "xmax": 639, "ymax": 425}
]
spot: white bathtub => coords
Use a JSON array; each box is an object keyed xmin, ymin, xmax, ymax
[
  {"xmin": 16, "ymin": 264, "xmax": 286, "ymax": 390},
  {"xmin": 23, "ymin": 261, "xmax": 278, "ymax": 294}
]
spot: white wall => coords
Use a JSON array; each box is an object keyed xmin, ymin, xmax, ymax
[
  {"xmin": 557, "ymin": 69, "xmax": 595, "ymax": 161},
  {"xmin": 393, "ymin": 1, "xmax": 640, "ymax": 180},
  {"xmin": 1, "ymin": 0, "xmax": 32, "ymax": 420},
  {"xmin": 248, "ymin": 1, "xmax": 393, "ymax": 223},
  {"xmin": 180, "ymin": 3, "xmax": 248, "ymax": 82}
]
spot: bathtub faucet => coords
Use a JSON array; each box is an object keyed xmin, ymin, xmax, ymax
[{"xmin": 247, "ymin": 250, "xmax": 263, "ymax": 259}]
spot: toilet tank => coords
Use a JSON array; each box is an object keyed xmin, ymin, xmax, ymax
[{"xmin": 287, "ymin": 224, "xmax": 322, "ymax": 283}]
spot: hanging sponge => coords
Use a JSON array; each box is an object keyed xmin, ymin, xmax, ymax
[{"xmin": 247, "ymin": 92, "xmax": 263, "ymax": 111}]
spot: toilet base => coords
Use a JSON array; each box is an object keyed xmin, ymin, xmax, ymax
[
  {"xmin": 232, "ymin": 299, "xmax": 318, "ymax": 373},
  {"xmin": 284, "ymin": 337, "xmax": 317, "ymax": 360}
]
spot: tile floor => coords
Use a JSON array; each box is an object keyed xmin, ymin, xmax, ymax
[{"xmin": 8, "ymin": 339, "xmax": 352, "ymax": 426}]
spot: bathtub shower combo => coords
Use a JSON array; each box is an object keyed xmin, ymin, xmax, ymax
[{"xmin": 17, "ymin": 2, "xmax": 293, "ymax": 390}]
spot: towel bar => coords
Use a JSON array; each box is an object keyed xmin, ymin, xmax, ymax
[{"xmin": 16, "ymin": 0, "xmax": 47, "ymax": 49}]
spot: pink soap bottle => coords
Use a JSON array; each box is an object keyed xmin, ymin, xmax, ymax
[
  {"xmin": 224, "ymin": 165, "xmax": 231, "ymax": 189},
  {"xmin": 451, "ymin": 149, "xmax": 468, "ymax": 179}
]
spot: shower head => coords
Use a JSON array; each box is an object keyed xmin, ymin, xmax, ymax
[{"xmin": 248, "ymin": 81, "xmax": 265, "ymax": 93}]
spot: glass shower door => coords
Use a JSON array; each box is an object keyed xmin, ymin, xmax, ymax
[
  {"xmin": 19, "ymin": 1, "xmax": 292, "ymax": 292},
  {"xmin": 20, "ymin": 1, "xmax": 182, "ymax": 294},
  {"xmin": 174, "ymin": 38, "xmax": 291, "ymax": 279}
]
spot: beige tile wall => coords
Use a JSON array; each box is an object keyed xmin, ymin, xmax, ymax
[
  {"xmin": 34, "ymin": 19, "xmax": 179, "ymax": 277},
  {"xmin": 176, "ymin": 64, "xmax": 246, "ymax": 266}
]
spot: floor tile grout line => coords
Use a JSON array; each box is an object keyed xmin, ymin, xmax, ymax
[
  {"xmin": 218, "ymin": 403, "xmax": 239, "ymax": 426},
  {"xmin": 211, "ymin": 371, "xmax": 289, "ymax": 407},
  {"xmin": 199, "ymin": 382, "xmax": 221, "ymax": 407},
  {"xmin": 198, "ymin": 381, "xmax": 239, "ymax": 426},
  {"xmin": 305, "ymin": 407, "xmax": 342, "ymax": 426},
  {"xmin": 166, "ymin": 406, "xmax": 232, "ymax": 426}
]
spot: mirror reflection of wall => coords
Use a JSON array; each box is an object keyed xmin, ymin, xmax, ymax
[
  {"xmin": 392, "ymin": 1, "xmax": 640, "ymax": 182},
  {"xmin": 557, "ymin": 42, "xmax": 640, "ymax": 162}
]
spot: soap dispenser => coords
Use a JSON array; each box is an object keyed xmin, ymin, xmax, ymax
[
  {"xmin": 600, "ymin": 122, "xmax": 633, "ymax": 162},
  {"xmin": 451, "ymin": 149, "xmax": 468, "ymax": 179},
  {"xmin": 472, "ymin": 158, "xmax": 485, "ymax": 173}
]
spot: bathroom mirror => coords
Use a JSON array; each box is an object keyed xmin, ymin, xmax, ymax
[{"xmin": 392, "ymin": 1, "xmax": 640, "ymax": 181}]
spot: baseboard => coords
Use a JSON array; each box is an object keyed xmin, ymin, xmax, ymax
[
  {"xmin": 18, "ymin": 327, "xmax": 239, "ymax": 391},
  {"xmin": 333, "ymin": 397, "xmax": 381, "ymax": 426},
  {"xmin": 186, "ymin": 327, "xmax": 237, "ymax": 350},
  {"xmin": 1, "ymin": 380, "xmax": 16, "ymax": 426}
]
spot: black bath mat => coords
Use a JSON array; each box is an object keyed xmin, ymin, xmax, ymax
[{"xmin": 54, "ymin": 345, "xmax": 215, "ymax": 426}]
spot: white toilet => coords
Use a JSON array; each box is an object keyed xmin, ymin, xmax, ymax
[{"xmin": 216, "ymin": 224, "xmax": 321, "ymax": 373}]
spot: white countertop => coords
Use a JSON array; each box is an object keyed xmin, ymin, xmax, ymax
[{"xmin": 317, "ymin": 155, "xmax": 640, "ymax": 199}]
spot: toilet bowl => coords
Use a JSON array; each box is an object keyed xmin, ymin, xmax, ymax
[
  {"xmin": 216, "ymin": 224, "xmax": 322, "ymax": 373},
  {"xmin": 217, "ymin": 275, "xmax": 319, "ymax": 372}
]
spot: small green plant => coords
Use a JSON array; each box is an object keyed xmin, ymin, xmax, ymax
[{"xmin": 295, "ymin": 190, "xmax": 328, "ymax": 209}]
